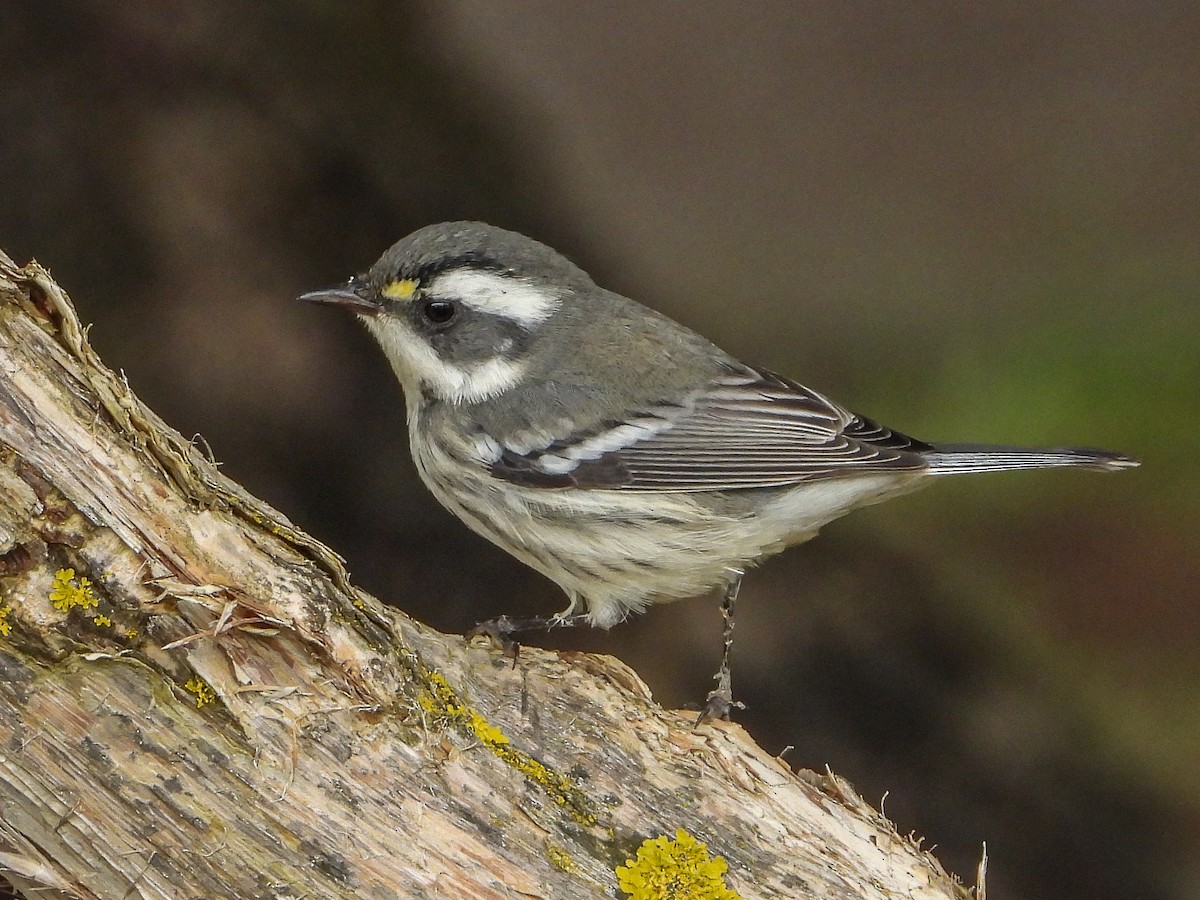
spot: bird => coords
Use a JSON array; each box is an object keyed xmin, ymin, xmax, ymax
[{"xmin": 300, "ymin": 221, "xmax": 1139, "ymax": 721}]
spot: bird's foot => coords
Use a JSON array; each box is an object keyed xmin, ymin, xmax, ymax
[
  {"xmin": 694, "ymin": 683, "xmax": 745, "ymax": 727},
  {"xmin": 694, "ymin": 689, "xmax": 745, "ymax": 727},
  {"xmin": 466, "ymin": 613, "xmax": 588, "ymax": 660},
  {"xmin": 694, "ymin": 577, "xmax": 745, "ymax": 726},
  {"xmin": 465, "ymin": 615, "xmax": 524, "ymax": 660}
]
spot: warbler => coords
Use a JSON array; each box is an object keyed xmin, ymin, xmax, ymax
[{"xmin": 301, "ymin": 221, "xmax": 1138, "ymax": 719}]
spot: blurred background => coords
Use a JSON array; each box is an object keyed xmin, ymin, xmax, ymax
[{"xmin": 2, "ymin": 3, "xmax": 1197, "ymax": 897}]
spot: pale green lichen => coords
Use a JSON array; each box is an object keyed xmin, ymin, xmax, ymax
[
  {"xmin": 183, "ymin": 676, "xmax": 216, "ymax": 708},
  {"xmin": 49, "ymin": 567, "xmax": 98, "ymax": 611},
  {"xmin": 616, "ymin": 829, "xmax": 741, "ymax": 900}
]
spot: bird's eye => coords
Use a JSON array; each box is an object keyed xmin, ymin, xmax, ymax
[{"xmin": 421, "ymin": 299, "xmax": 457, "ymax": 325}]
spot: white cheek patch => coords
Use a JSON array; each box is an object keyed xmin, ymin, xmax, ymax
[
  {"xmin": 364, "ymin": 317, "xmax": 525, "ymax": 405},
  {"xmin": 426, "ymin": 269, "xmax": 560, "ymax": 326}
]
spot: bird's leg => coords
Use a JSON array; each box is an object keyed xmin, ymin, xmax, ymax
[
  {"xmin": 466, "ymin": 602, "xmax": 588, "ymax": 659},
  {"xmin": 696, "ymin": 573, "xmax": 747, "ymax": 725}
]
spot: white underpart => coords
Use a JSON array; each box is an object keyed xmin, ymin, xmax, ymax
[
  {"xmin": 363, "ymin": 315, "xmax": 524, "ymax": 406},
  {"xmin": 416, "ymin": 466, "xmax": 926, "ymax": 630},
  {"xmin": 411, "ymin": 393, "xmax": 934, "ymax": 630},
  {"xmin": 755, "ymin": 473, "xmax": 925, "ymax": 539},
  {"xmin": 425, "ymin": 269, "xmax": 561, "ymax": 326}
]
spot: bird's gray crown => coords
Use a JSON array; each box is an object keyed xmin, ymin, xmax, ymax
[{"xmin": 367, "ymin": 222, "xmax": 593, "ymax": 291}]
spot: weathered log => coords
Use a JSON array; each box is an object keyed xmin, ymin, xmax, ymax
[{"xmin": 0, "ymin": 249, "xmax": 974, "ymax": 898}]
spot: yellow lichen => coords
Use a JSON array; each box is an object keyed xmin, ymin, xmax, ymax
[
  {"xmin": 49, "ymin": 568, "xmax": 98, "ymax": 611},
  {"xmin": 183, "ymin": 676, "xmax": 216, "ymax": 708},
  {"xmin": 92, "ymin": 614, "xmax": 112, "ymax": 627},
  {"xmin": 124, "ymin": 627, "xmax": 138, "ymax": 639},
  {"xmin": 0, "ymin": 604, "xmax": 11, "ymax": 636},
  {"xmin": 545, "ymin": 841, "xmax": 579, "ymax": 875},
  {"xmin": 466, "ymin": 707, "xmax": 511, "ymax": 747},
  {"xmin": 417, "ymin": 671, "xmax": 597, "ymax": 827},
  {"xmin": 616, "ymin": 830, "xmax": 741, "ymax": 900}
]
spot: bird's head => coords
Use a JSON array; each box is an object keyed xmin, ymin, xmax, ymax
[{"xmin": 300, "ymin": 221, "xmax": 593, "ymax": 405}]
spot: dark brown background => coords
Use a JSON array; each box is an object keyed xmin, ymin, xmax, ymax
[{"xmin": 3, "ymin": 4, "xmax": 1197, "ymax": 898}]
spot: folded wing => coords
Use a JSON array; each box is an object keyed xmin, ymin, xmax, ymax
[{"xmin": 489, "ymin": 365, "xmax": 932, "ymax": 491}]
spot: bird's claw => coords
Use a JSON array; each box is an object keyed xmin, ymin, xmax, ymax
[
  {"xmin": 694, "ymin": 688, "xmax": 746, "ymax": 727},
  {"xmin": 466, "ymin": 616, "xmax": 523, "ymax": 661}
]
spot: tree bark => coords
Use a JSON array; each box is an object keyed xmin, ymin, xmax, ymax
[{"xmin": 0, "ymin": 250, "xmax": 974, "ymax": 899}]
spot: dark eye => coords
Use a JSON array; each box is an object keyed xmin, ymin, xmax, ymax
[{"xmin": 421, "ymin": 299, "xmax": 457, "ymax": 325}]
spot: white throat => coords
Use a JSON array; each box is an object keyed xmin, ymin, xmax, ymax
[{"xmin": 363, "ymin": 316, "xmax": 524, "ymax": 406}]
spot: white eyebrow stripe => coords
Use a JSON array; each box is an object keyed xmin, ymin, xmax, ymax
[{"xmin": 426, "ymin": 269, "xmax": 560, "ymax": 326}]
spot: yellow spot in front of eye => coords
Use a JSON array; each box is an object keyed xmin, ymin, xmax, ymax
[{"xmin": 382, "ymin": 278, "xmax": 418, "ymax": 301}]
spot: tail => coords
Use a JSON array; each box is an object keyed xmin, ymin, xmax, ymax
[{"xmin": 923, "ymin": 444, "xmax": 1140, "ymax": 476}]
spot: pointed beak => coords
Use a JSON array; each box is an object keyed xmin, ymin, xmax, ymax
[{"xmin": 298, "ymin": 280, "xmax": 381, "ymax": 316}]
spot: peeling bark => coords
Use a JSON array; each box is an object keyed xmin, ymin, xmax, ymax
[{"xmin": 0, "ymin": 250, "xmax": 973, "ymax": 899}]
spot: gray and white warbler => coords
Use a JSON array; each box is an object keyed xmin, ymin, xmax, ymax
[{"xmin": 302, "ymin": 221, "xmax": 1138, "ymax": 719}]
